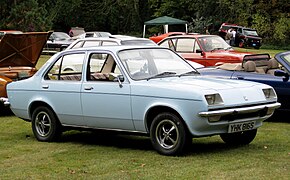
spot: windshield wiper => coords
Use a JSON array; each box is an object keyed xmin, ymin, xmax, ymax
[
  {"xmin": 178, "ymin": 70, "xmax": 200, "ymax": 77},
  {"xmin": 147, "ymin": 72, "xmax": 177, "ymax": 80}
]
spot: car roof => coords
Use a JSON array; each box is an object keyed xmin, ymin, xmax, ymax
[
  {"xmin": 64, "ymin": 45, "xmax": 167, "ymax": 53},
  {"xmin": 158, "ymin": 34, "xmax": 219, "ymax": 41}
]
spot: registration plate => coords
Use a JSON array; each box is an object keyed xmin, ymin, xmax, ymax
[{"xmin": 228, "ymin": 121, "xmax": 255, "ymax": 133}]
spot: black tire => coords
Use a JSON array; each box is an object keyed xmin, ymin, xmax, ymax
[
  {"xmin": 239, "ymin": 40, "xmax": 245, "ymax": 48},
  {"xmin": 150, "ymin": 112, "xmax": 191, "ymax": 156},
  {"xmin": 220, "ymin": 129, "xmax": 257, "ymax": 145},
  {"xmin": 32, "ymin": 106, "xmax": 62, "ymax": 142}
]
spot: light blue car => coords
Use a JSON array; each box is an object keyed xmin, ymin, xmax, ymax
[{"xmin": 6, "ymin": 46, "xmax": 280, "ymax": 155}]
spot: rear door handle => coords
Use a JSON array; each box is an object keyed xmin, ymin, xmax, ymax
[{"xmin": 42, "ymin": 85, "xmax": 49, "ymax": 89}]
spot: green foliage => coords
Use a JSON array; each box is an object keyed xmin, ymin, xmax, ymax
[
  {"xmin": 273, "ymin": 17, "xmax": 290, "ymax": 45},
  {"xmin": 0, "ymin": 0, "xmax": 289, "ymax": 47},
  {"xmin": 5, "ymin": 0, "xmax": 52, "ymax": 31}
]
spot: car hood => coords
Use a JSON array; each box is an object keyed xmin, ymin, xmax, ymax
[
  {"xmin": 0, "ymin": 32, "xmax": 51, "ymax": 68},
  {"xmin": 245, "ymin": 35, "xmax": 262, "ymax": 40},
  {"xmin": 206, "ymin": 50, "xmax": 251, "ymax": 60},
  {"xmin": 131, "ymin": 76, "xmax": 269, "ymax": 105}
]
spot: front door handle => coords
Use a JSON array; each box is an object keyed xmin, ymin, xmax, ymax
[
  {"xmin": 84, "ymin": 86, "xmax": 93, "ymax": 90},
  {"xmin": 237, "ymin": 76, "xmax": 244, "ymax": 80}
]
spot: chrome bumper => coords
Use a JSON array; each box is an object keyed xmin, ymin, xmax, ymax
[
  {"xmin": 199, "ymin": 102, "xmax": 281, "ymax": 117},
  {"xmin": 0, "ymin": 97, "xmax": 10, "ymax": 106}
]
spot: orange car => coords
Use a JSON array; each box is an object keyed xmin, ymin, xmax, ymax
[
  {"xmin": 158, "ymin": 34, "xmax": 252, "ymax": 67},
  {"xmin": 0, "ymin": 32, "xmax": 50, "ymax": 106},
  {"xmin": 149, "ymin": 32, "xmax": 186, "ymax": 43}
]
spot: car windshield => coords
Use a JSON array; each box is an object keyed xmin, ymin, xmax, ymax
[
  {"xmin": 244, "ymin": 29, "xmax": 259, "ymax": 36},
  {"xmin": 198, "ymin": 36, "xmax": 231, "ymax": 52},
  {"xmin": 118, "ymin": 48, "xmax": 198, "ymax": 80},
  {"xmin": 54, "ymin": 32, "xmax": 71, "ymax": 40}
]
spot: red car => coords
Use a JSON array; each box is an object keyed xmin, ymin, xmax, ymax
[
  {"xmin": 149, "ymin": 32, "xmax": 186, "ymax": 43},
  {"xmin": 158, "ymin": 34, "xmax": 252, "ymax": 67}
]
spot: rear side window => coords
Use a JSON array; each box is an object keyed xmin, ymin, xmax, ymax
[
  {"xmin": 82, "ymin": 40, "xmax": 101, "ymax": 47},
  {"xmin": 45, "ymin": 53, "xmax": 85, "ymax": 81},
  {"xmin": 176, "ymin": 38, "xmax": 195, "ymax": 52},
  {"xmin": 102, "ymin": 41, "xmax": 118, "ymax": 46}
]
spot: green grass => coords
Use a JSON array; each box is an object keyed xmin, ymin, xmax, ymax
[
  {"xmin": 233, "ymin": 47, "xmax": 286, "ymax": 58},
  {"xmin": 0, "ymin": 115, "xmax": 289, "ymax": 179}
]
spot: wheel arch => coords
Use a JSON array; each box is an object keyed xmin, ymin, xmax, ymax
[
  {"xmin": 29, "ymin": 101, "xmax": 58, "ymax": 120},
  {"xmin": 145, "ymin": 105, "xmax": 188, "ymax": 133}
]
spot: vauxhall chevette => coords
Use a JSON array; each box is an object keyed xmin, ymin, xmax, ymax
[{"xmin": 6, "ymin": 46, "xmax": 280, "ymax": 155}]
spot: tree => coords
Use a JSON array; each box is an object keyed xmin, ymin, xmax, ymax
[{"xmin": 4, "ymin": 0, "xmax": 52, "ymax": 31}]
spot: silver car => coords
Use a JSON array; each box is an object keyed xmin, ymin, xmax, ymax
[{"xmin": 6, "ymin": 46, "xmax": 280, "ymax": 155}]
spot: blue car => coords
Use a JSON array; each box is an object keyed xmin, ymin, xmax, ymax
[
  {"xmin": 199, "ymin": 52, "xmax": 290, "ymax": 116},
  {"xmin": 5, "ymin": 46, "xmax": 280, "ymax": 155}
]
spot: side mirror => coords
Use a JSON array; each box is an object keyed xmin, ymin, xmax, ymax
[
  {"xmin": 196, "ymin": 50, "xmax": 204, "ymax": 55},
  {"xmin": 112, "ymin": 75, "xmax": 124, "ymax": 87},
  {"xmin": 274, "ymin": 69, "xmax": 289, "ymax": 82}
]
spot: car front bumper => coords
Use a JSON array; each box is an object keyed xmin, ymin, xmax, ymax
[{"xmin": 199, "ymin": 102, "xmax": 281, "ymax": 122}]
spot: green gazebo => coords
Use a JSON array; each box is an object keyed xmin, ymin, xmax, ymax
[{"xmin": 143, "ymin": 16, "xmax": 188, "ymax": 37}]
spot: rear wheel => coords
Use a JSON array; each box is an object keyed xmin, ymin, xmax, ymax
[
  {"xmin": 150, "ymin": 112, "xmax": 191, "ymax": 156},
  {"xmin": 220, "ymin": 129, "xmax": 257, "ymax": 145},
  {"xmin": 32, "ymin": 106, "xmax": 62, "ymax": 142}
]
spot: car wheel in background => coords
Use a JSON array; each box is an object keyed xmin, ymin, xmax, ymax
[
  {"xmin": 239, "ymin": 40, "xmax": 245, "ymax": 48},
  {"xmin": 32, "ymin": 106, "xmax": 62, "ymax": 142},
  {"xmin": 150, "ymin": 112, "xmax": 191, "ymax": 155},
  {"xmin": 220, "ymin": 129, "xmax": 257, "ymax": 145}
]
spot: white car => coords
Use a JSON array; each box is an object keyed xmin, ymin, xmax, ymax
[
  {"xmin": 6, "ymin": 46, "xmax": 280, "ymax": 155},
  {"xmin": 61, "ymin": 36, "xmax": 158, "ymax": 72}
]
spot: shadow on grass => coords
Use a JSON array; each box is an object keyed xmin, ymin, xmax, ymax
[
  {"xmin": 57, "ymin": 130, "xmax": 247, "ymax": 155},
  {"xmin": 0, "ymin": 105, "xmax": 14, "ymax": 116}
]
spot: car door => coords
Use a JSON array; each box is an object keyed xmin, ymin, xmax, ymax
[
  {"xmin": 231, "ymin": 71, "xmax": 290, "ymax": 111},
  {"xmin": 43, "ymin": 52, "xmax": 85, "ymax": 125},
  {"xmin": 81, "ymin": 52, "xmax": 134, "ymax": 130}
]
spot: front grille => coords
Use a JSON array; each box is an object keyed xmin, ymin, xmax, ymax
[{"xmin": 220, "ymin": 107, "xmax": 268, "ymax": 121}]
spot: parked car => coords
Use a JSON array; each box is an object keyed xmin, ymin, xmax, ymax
[
  {"xmin": 85, "ymin": 31, "xmax": 111, "ymax": 38},
  {"xmin": 158, "ymin": 34, "xmax": 252, "ymax": 67},
  {"xmin": 43, "ymin": 32, "xmax": 74, "ymax": 54},
  {"xmin": 0, "ymin": 32, "xmax": 50, "ymax": 107},
  {"xmin": 218, "ymin": 23, "xmax": 262, "ymax": 49},
  {"xmin": 199, "ymin": 52, "xmax": 289, "ymax": 116},
  {"xmin": 218, "ymin": 23, "xmax": 238, "ymax": 39},
  {"xmin": 62, "ymin": 36, "xmax": 157, "ymax": 71},
  {"xmin": 5, "ymin": 46, "xmax": 280, "ymax": 155},
  {"xmin": 66, "ymin": 35, "xmax": 157, "ymax": 50},
  {"xmin": 235, "ymin": 27, "xmax": 262, "ymax": 49}
]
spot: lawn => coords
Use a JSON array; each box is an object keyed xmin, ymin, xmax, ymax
[{"xmin": 0, "ymin": 115, "xmax": 289, "ymax": 179}]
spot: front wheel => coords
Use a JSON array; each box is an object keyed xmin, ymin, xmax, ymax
[
  {"xmin": 220, "ymin": 129, "xmax": 257, "ymax": 145},
  {"xmin": 150, "ymin": 112, "xmax": 191, "ymax": 156},
  {"xmin": 239, "ymin": 40, "xmax": 245, "ymax": 48},
  {"xmin": 32, "ymin": 106, "xmax": 62, "ymax": 142}
]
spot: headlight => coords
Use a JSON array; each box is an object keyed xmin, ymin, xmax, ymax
[
  {"xmin": 205, "ymin": 93, "xmax": 223, "ymax": 106},
  {"xmin": 263, "ymin": 88, "xmax": 276, "ymax": 100}
]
